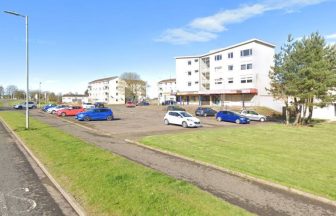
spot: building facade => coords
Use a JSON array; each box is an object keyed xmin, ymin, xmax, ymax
[
  {"xmin": 175, "ymin": 39, "xmax": 283, "ymax": 112},
  {"xmin": 158, "ymin": 78, "xmax": 177, "ymax": 104},
  {"xmin": 88, "ymin": 77, "xmax": 126, "ymax": 104},
  {"xmin": 62, "ymin": 94, "xmax": 88, "ymax": 104}
]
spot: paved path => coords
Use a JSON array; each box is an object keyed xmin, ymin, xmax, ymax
[
  {"xmin": 0, "ymin": 121, "xmax": 78, "ymax": 216},
  {"xmin": 31, "ymin": 111, "xmax": 336, "ymax": 216}
]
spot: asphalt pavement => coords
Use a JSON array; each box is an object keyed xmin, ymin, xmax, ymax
[{"xmin": 0, "ymin": 121, "xmax": 73, "ymax": 216}]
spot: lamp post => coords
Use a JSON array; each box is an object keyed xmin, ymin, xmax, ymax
[{"xmin": 4, "ymin": 10, "xmax": 29, "ymax": 129}]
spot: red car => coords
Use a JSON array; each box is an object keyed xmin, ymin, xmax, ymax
[
  {"xmin": 56, "ymin": 106, "xmax": 85, "ymax": 117},
  {"xmin": 126, "ymin": 101, "xmax": 136, "ymax": 108}
]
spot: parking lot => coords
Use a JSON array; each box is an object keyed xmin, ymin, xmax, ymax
[{"xmin": 44, "ymin": 105, "xmax": 263, "ymax": 139}]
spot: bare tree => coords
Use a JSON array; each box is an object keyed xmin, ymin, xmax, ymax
[
  {"xmin": 6, "ymin": 85, "xmax": 18, "ymax": 99},
  {"xmin": 0, "ymin": 85, "xmax": 4, "ymax": 99},
  {"xmin": 120, "ymin": 72, "xmax": 146, "ymax": 101}
]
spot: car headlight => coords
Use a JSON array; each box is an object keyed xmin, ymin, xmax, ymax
[
  {"xmin": 240, "ymin": 118, "xmax": 245, "ymax": 120},
  {"xmin": 187, "ymin": 119, "xmax": 194, "ymax": 122}
]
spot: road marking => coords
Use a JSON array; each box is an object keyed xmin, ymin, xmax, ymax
[{"xmin": 0, "ymin": 188, "xmax": 36, "ymax": 215}]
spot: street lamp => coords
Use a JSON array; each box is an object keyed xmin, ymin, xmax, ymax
[{"xmin": 4, "ymin": 10, "xmax": 30, "ymax": 129}]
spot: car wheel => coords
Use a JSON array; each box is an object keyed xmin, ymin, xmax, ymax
[
  {"xmin": 61, "ymin": 112, "xmax": 66, "ymax": 117},
  {"xmin": 235, "ymin": 119, "xmax": 241, "ymax": 124},
  {"xmin": 107, "ymin": 115, "xmax": 113, "ymax": 121},
  {"xmin": 260, "ymin": 117, "xmax": 265, "ymax": 122},
  {"xmin": 216, "ymin": 117, "xmax": 222, "ymax": 122},
  {"xmin": 164, "ymin": 119, "xmax": 169, "ymax": 125},
  {"xmin": 182, "ymin": 121, "xmax": 188, "ymax": 128},
  {"xmin": 204, "ymin": 113, "xmax": 207, "ymax": 117},
  {"xmin": 52, "ymin": 110, "xmax": 56, "ymax": 114},
  {"xmin": 84, "ymin": 116, "xmax": 90, "ymax": 121}
]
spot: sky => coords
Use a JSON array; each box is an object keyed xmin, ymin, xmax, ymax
[{"xmin": 0, "ymin": 0, "xmax": 335, "ymax": 98}]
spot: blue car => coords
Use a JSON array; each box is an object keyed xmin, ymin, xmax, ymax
[
  {"xmin": 76, "ymin": 108, "xmax": 114, "ymax": 121},
  {"xmin": 215, "ymin": 111, "xmax": 250, "ymax": 124},
  {"xmin": 42, "ymin": 103, "xmax": 57, "ymax": 111}
]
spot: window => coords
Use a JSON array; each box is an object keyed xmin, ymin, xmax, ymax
[
  {"xmin": 194, "ymin": 59, "xmax": 198, "ymax": 63},
  {"xmin": 195, "ymin": 81, "xmax": 199, "ymax": 84},
  {"xmin": 215, "ymin": 78, "xmax": 223, "ymax": 85},
  {"xmin": 195, "ymin": 70, "xmax": 199, "ymax": 73},
  {"xmin": 188, "ymin": 60, "xmax": 192, "ymax": 65},
  {"xmin": 228, "ymin": 52, "xmax": 233, "ymax": 58},
  {"xmin": 247, "ymin": 63, "xmax": 253, "ymax": 69},
  {"xmin": 241, "ymin": 76, "xmax": 253, "ymax": 83},
  {"xmin": 188, "ymin": 71, "xmax": 191, "ymax": 75},
  {"xmin": 215, "ymin": 55, "xmax": 222, "ymax": 61},
  {"xmin": 116, "ymin": 93, "xmax": 118, "ymax": 96},
  {"xmin": 241, "ymin": 63, "xmax": 253, "ymax": 70},
  {"xmin": 228, "ymin": 65, "xmax": 233, "ymax": 71},
  {"xmin": 240, "ymin": 49, "xmax": 252, "ymax": 57},
  {"xmin": 188, "ymin": 82, "xmax": 192, "ymax": 86},
  {"xmin": 241, "ymin": 64, "xmax": 247, "ymax": 70},
  {"xmin": 228, "ymin": 78, "xmax": 234, "ymax": 84},
  {"xmin": 116, "ymin": 80, "xmax": 118, "ymax": 83}
]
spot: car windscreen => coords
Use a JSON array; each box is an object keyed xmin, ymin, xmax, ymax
[{"xmin": 180, "ymin": 112, "xmax": 192, "ymax": 117}]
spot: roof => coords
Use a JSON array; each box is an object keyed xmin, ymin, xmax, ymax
[
  {"xmin": 175, "ymin": 38, "xmax": 275, "ymax": 59},
  {"xmin": 62, "ymin": 94, "xmax": 87, "ymax": 97},
  {"xmin": 158, "ymin": 78, "xmax": 176, "ymax": 84},
  {"xmin": 88, "ymin": 76, "xmax": 118, "ymax": 84}
]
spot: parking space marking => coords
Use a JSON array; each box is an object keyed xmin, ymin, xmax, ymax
[{"xmin": 0, "ymin": 188, "xmax": 37, "ymax": 215}]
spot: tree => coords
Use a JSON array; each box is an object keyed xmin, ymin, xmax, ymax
[
  {"xmin": 0, "ymin": 85, "xmax": 4, "ymax": 99},
  {"xmin": 120, "ymin": 72, "xmax": 147, "ymax": 101},
  {"xmin": 268, "ymin": 33, "xmax": 336, "ymax": 125},
  {"xmin": 6, "ymin": 85, "xmax": 18, "ymax": 99},
  {"xmin": 13, "ymin": 90, "xmax": 25, "ymax": 99}
]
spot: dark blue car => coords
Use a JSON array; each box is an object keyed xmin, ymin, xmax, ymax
[
  {"xmin": 216, "ymin": 111, "xmax": 250, "ymax": 124},
  {"xmin": 76, "ymin": 108, "xmax": 114, "ymax": 121},
  {"xmin": 42, "ymin": 103, "xmax": 57, "ymax": 111}
]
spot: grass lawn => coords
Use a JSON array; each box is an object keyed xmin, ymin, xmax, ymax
[
  {"xmin": 141, "ymin": 123, "xmax": 336, "ymax": 201},
  {"xmin": 0, "ymin": 112, "xmax": 250, "ymax": 216}
]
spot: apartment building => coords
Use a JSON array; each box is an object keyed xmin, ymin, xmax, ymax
[
  {"xmin": 62, "ymin": 94, "xmax": 88, "ymax": 104},
  {"xmin": 175, "ymin": 39, "xmax": 283, "ymax": 112},
  {"xmin": 158, "ymin": 78, "xmax": 177, "ymax": 104},
  {"xmin": 88, "ymin": 76, "xmax": 125, "ymax": 104}
]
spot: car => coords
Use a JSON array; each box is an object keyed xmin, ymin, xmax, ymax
[
  {"xmin": 240, "ymin": 110, "xmax": 267, "ymax": 122},
  {"xmin": 56, "ymin": 106, "xmax": 85, "ymax": 117},
  {"xmin": 47, "ymin": 105, "xmax": 69, "ymax": 114},
  {"xmin": 126, "ymin": 101, "xmax": 136, "ymax": 108},
  {"xmin": 216, "ymin": 111, "xmax": 250, "ymax": 124},
  {"xmin": 14, "ymin": 101, "xmax": 37, "ymax": 109},
  {"xmin": 195, "ymin": 107, "xmax": 217, "ymax": 117},
  {"xmin": 167, "ymin": 105, "xmax": 185, "ymax": 111},
  {"xmin": 82, "ymin": 102, "xmax": 95, "ymax": 110},
  {"xmin": 76, "ymin": 108, "xmax": 114, "ymax": 121},
  {"xmin": 94, "ymin": 102, "xmax": 105, "ymax": 108},
  {"xmin": 164, "ymin": 111, "xmax": 201, "ymax": 128},
  {"xmin": 42, "ymin": 103, "xmax": 57, "ymax": 111},
  {"xmin": 162, "ymin": 100, "xmax": 176, "ymax": 105},
  {"xmin": 137, "ymin": 101, "xmax": 150, "ymax": 106}
]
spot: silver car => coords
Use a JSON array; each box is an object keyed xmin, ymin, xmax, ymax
[
  {"xmin": 240, "ymin": 110, "xmax": 266, "ymax": 122},
  {"xmin": 14, "ymin": 101, "xmax": 37, "ymax": 109}
]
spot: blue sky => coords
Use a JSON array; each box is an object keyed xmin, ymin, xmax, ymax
[{"xmin": 0, "ymin": 0, "xmax": 335, "ymax": 97}]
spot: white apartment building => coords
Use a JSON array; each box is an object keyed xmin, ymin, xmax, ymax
[
  {"xmin": 88, "ymin": 76, "xmax": 125, "ymax": 104},
  {"xmin": 158, "ymin": 78, "xmax": 177, "ymax": 104},
  {"xmin": 175, "ymin": 39, "xmax": 283, "ymax": 112},
  {"xmin": 62, "ymin": 94, "xmax": 88, "ymax": 104}
]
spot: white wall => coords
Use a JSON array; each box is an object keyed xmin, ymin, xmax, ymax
[{"xmin": 176, "ymin": 58, "xmax": 200, "ymax": 92}]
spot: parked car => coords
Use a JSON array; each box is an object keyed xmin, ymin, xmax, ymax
[
  {"xmin": 164, "ymin": 111, "xmax": 201, "ymax": 128},
  {"xmin": 216, "ymin": 111, "xmax": 250, "ymax": 124},
  {"xmin": 47, "ymin": 105, "xmax": 69, "ymax": 114},
  {"xmin": 56, "ymin": 106, "xmax": 85, "ymax": 117},
  {"xmin": 195, "ymin": 107, "xmax": 217, "ymax": 117},
  {"xmin": 76, "ymin": 108, "xmax": 114, "ymax": 121},
  {"xmin": 42, "ymin": 103, "xmax": 57, "ymax": 111},
  {"xmin": 162, "ymin": 100, "xmax": 176, "ymax": 105},
  {"xmin": 14, "ymin": 102, "xmax": 37, "ymax": 109},
  {"xmin": 82, "ymin": 102, "xmax": 95, "ymax": 110},
  {"xmin": 240, "ymin": 110, "xmax": 267, "ymax": 122},
  {"xmin": 126, "ymin": 101, "xmax": 136, "ymax": 108},
  {"xmin": 137, "ymin": 101, "xmax": 150, "ymax": 106},
  {"xmin": 94, "ymin": 102, "xmax": 105, "ymax": 108},
  {"xmin": 167, "ymin": 105, "xmax": 185, "ymax": 111}
]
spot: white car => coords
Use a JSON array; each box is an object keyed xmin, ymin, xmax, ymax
[
  {"xmin": 240, "ymin": 110, "xmax": 267, "ymax": 122},
  {"xmin": 164, "ymin": 111, "xmax": 201, "ymax": 128},
  {"xmin": 82, "ymin": 102, "xmax": 95, "ymax": 110},
  {"xmin": 47, "ymin": 105, "xmax": 69, "ymax": 114}
]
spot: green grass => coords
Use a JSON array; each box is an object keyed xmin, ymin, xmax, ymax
[
  {"xmin": 141, "ymin": 123, "xmax": 336, "ymax": 201},
  {"xmin": 0, "ymin": 112, "xmax": 250, "ymax": 216}
]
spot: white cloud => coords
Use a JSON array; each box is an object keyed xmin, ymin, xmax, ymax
[
  {"xmin": 156, "ymin": 28, "xmax": 217, "ymax": 45},
  {"xmin": 326, "ymin": 33, "xmax": 336, "ymax": 40},
  {"xmin": 157, "ymin": 0, "xmax": 329, "ymax": 44}
]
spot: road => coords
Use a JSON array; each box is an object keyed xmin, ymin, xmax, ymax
[
  {"xmin": 0, "ymin": 121, "xmax": 76, "ymax": 216},
  {"xmin": 31, "ymin": 110, "xmax": 336, "ymax": 216}
]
